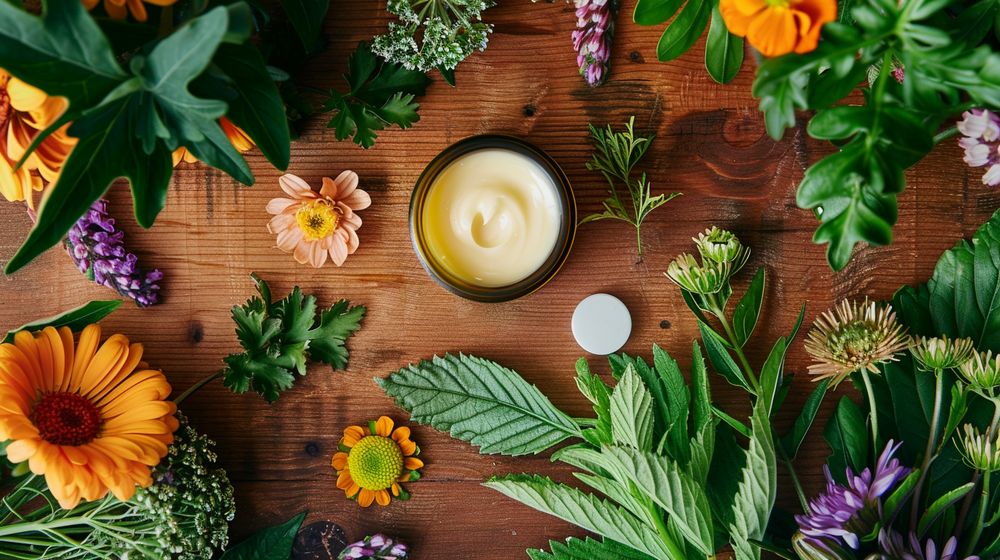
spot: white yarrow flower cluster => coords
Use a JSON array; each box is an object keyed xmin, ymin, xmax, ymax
[{"xmin": 373, "ymin": 0, "xmax": 494, "ymax": 72}]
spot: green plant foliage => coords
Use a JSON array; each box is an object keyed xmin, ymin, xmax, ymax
[
  {"xmin": 2, "ymin": 300, "xmax": 121, "ymax": 343},
  {"xmin": 323, "ymin": 41, "xmax": 433, "ymax": 149},
  {"xmin": 223, "ymin": 274, "xmax": 365, "ymax": 402},
  {"xmin": 728, "ymin": 401, "xmax": 777, "ymax": 560},
  {"xmin": 378, "ymin": 354, "xmax": 581, "ymax": 455},
  {"xmin": 753, "ymin": 0, "xmax": 1000, "ymax": 270},
  {"xmin": 279, "ymin": 0, "xmax": 329, "ymax": 53},
  {"xmin": 633, "ymin": 0, "xmax": 745, "ymax": 84},
  {"xmin": 220, "ymin": 512, "xmax": 305, "ymax": 560},
  {"xmin": 528, "ymin": 537, "xmax": 655, "ymax": 560}
]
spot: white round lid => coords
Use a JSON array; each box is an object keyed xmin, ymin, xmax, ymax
[{"xmin": 571, "ymin": 293, "xmax": 632, "ymax": 355}]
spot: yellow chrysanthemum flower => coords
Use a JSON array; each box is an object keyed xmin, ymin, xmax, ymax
[
  {"xmin": 172, "ymin": 118, "xmax": 255, "ymax": 166},
  {"xmin": 0, "ymin": 69, "xmax": 75, "ymax": 209},
  {"xmin": 0, "ymin": 325, "xmax": 178, "ymax": 509},
  {"xmin": 332, "ymin": 416, "xmax": 423, "ymax": 507}
]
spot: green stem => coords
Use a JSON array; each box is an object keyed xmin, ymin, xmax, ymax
[
  {"xmin": 173, "ymin": 370, "xmax": 224, "ymax": 405},
  {"xmin": 706, "ymin": 297, "xmax": 760, "ymax": 393},
  {"xmin": 956, "ymin": 399, "xmax": 1000, "ymax": 541},
  {"xmin": 778, "ymin": 443, "xmax": 810, "ymax": 512},
  {"xmin": 860, "ymin": 369, "xmax": 881, "ymax": 453},
  {"xmin": 910, "ymin": 369, "xmax": 945, "ymax": 531},
  {"xmin": 635, "ymin": 225, "xmax": 643, "ymax": 258},
  {"xmin": 967, "ymin": 468, "xmax": 992, "ymax": 557},
  {"xmin": 934, "ymin": 126, "xmax": 959, "ymax": 144},
  {"xmin": 645, "ymin": 499, "xmax": 687, "ymax": 560}
]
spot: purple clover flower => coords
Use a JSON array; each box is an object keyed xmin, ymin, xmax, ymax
[
  {"xmin": 878, "ymin": 530, "xmax": 980, "ymax": 560},
  {"xmin": 572, "ymin": 0, "xmax": 618, "ymax": 87},
  {"xmin": 337, "ymin": 534, "xmax": 408, "ymax": 560},
  {"xmin": 958, "ymin": 109, "xmax": 1000, "ymax": 187},
  {"xmin": 796, "ymin": 440, "xmax": 910, "ymax": 551},
  {"xmin": 65, "ymin": 199, "xmax": 162, "ymax": 307}
]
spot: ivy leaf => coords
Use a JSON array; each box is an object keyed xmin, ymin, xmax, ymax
[
  {"xmin": 528, "ymin": 537, "xmax": 655, "ymax": 560},
  {"xmin": 377, "ymin": 354, "xmax": 581, "ymax": 455},
  {"xmin": 220, "ymin": 512, "xmax": 305, "ymax": 560},
  {"xmin": 324, "ymin": 42, "xmax": 431, "ymax": 148},
  {"xmin": 3, "ymin": 301, "xmax": 122, "ymax": 343},
  {"xmin": 484, "ymin": 474, "xmax": 673, "ymax": 560}
]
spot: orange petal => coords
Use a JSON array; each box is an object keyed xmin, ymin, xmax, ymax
[
  {"xmin": 792, "ymin": 0, "xmax": 836, "ymax": 53},
  {"xmin": 719, "ymin": 0, "xmax": 755, "ymax": 36},
  {"xmin": 375, "ymin": 416, "xmax": 394, "ymax": 437},
  {"xmin": 398, "ymin": 439, "xmax": 417, "ymax": 456},
  {"xmin": 405, "ymin": 457, "xmax": 424, "ymax": 471},
  {"xmin": 358, "ymin": 488, "xmax": 375, "ymax": 507},
  {"xmin": 342, "ymin": 425, "xmax": 365, "ymax": 447},
  {"xmin": 337, "ymin": 469, "xmax": 355, "ymax": 490},
  {"xmin": 391, "ymin": 426, "xmax": 411, "ymax": 443},
  {"xmin": 391, "ymin": 482, "xmax": 401, "ymax": 497},
  {"xmin": 332, "ymin": 452, "xmax": 349, "ymax": 470},
  {"xmin": 375, "ymin": 489, "xmax": 391, "ymax": 506},
  {"xmin": 747, "ymin": 7, "xmax": 803, "ymax": 57}
]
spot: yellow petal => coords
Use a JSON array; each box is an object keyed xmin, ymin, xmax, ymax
[{"xmin": 375, "ymin": 416, "xmax": 394, "ymax": 437}]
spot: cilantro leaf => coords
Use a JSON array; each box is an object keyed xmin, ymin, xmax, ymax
[
  {"xmin": 323, "ymin": 41, "xmax": 431, "ymax": 148},
  {"xmin": 222, "ymin": 274, "xmax": 366, "ymax": 403}
]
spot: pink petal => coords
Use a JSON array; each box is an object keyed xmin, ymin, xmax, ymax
[
  {"xmin": 342, "ymin": 188, "xmax": 371, "ymax": 211},
  {"xmin": 334, "ymin": 170, "xmax": 359, "ymax": 198},
  {"xmin": 342, "ymin": 211, "xmax": 362, "ymax": 229},
  {"xmin": 329, "ymin": 236, "xmax": 348, "ymax": 266},
  {"xmin": 309, "ymin": 241, "xmax": 327, "ymax": 268},
  {"xmin": 293, "ymin": 238, "xmax": 311, "ymax": 264},
  {"xmin": 267, "ymin": 213, "xmax": 295, "ymax": 233},
  {"xmin": 276, "ymin": 228, "xmax": 303, "ymax": 252},
  {"xmin": 266, "ymin": 198, "xmax": 298, "ymax": 215},
  {"xmin": 346, "ymin": 227, "xmax": 360, "ymax": 253},
  {"xmin": 279, "ymin": 174, "xmax": 314, "ymax": 198}
]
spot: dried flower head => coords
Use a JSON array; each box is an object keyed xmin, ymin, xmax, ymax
[
  {"xmin": 910, "ymin": 335, "xmax": 976, "ymax": 372},
  {"xmin": 958, "ymin": 109, "xmax": 1000, "ymax": 187},
  {"xmin": 338, "ymin": 534, "xmax": 409, "ymax": 559},
  {"xmin": 958, "ymin": 424, "xmax": 1000, "ymax": 472},
  {"xmin": 804, "ymin": 299, "xmax": 911, "ymax": 387},
  {"xmin": 693, "ymin": 226, "xmax": 750, "ymax": 271},
  {"xmin": 958, "ymin": 350, "xmax": 1000, "ymax": 396},
  {"xmin": 665, "ymin": 253, "xmax": 729, "ymax": 295}
]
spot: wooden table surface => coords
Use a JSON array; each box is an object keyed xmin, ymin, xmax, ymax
[{"xmin": 1, "ymin": 1, "xmax": 997, "ymax": 558}]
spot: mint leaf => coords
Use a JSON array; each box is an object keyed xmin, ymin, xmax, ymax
[
  {"xmin": 609, "ymin": 365, "xmax": 654, "ymax": 451},
  {"xmin": 529, "ymin": 537, "xmax": 656, "ymax": 560},
  {"xmin": 728, "ymin": 401, "xmax": 777, "ymax": 560},
  {"xmin": 378, "ymin": 354, "xmax": 581, "ymax": 455},
  {"xmin": 324, "ymin": 41, "xmax": 431, "ymax": 148}
]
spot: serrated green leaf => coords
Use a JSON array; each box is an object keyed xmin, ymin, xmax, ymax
[
  {"xmin": 378, "ymin": 354, "xmax": 581, "ymax": 455},
  {"xmin": 651, "ymin": 345, "xmax": 690, "ymax": 462},
  {"xmin": 3, "ymin": 301, "xmax": 122, "ymax": 343},
  {"xmin": 484, "ymin": 474, "xmax": 672, "ymax": 560},
  {"xmin": 220, "ymin": 512, "xmax": 305, "ymax": 560},
  {"xmin": 576, "ymin": 358, "xmax": 614, "ymax": 446},
  {"xmin": 691, "ymin": 341, "xmax": 712, "ymax": 437},
  {"xmin": 307, "ymin": 300, "xmax": 366, "ymax": 369},
  {"xmin": 529, "ymin": 537, "xmax": 655, "ymax": 560},
  {"xmin": 729, "ymin": 402, "xmax": 777, "ymax": 560},
  {"xmin": 732, "ymin": 267, "xmax": 765, "ymax": 347},
  {"xmin": 610, "ymin": 365, "xmax": 655, "ymax": 451}
]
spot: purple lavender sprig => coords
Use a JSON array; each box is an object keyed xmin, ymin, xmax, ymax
[
  {"xmin": 337, "ymin": 534, "xmax": 408, "ymax": 560},
  {"xmin": 958, "ymin": 109, "xmax": 1000, "ymax": 187},
  {"xmin": 65, "ymin": 199, "xmax": 162, "ymax": 307},
  {"xmin": 572, "ymin": 0, "xmax": 618, "ymax": 87}
]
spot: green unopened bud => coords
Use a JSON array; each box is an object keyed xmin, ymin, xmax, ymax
[
  {"xmin": 958, "ymin": 350, "xmax": 1000, "ymax": 395},
  {"xmin": 910, "ymin": 335, "xmax": 976, "ymax": 371},
  {"xmin": 693, "ymin": 227, "xmax": 749, "ymax": 273},
  {"xmin": 959, "ymin": 424, "xmax": 1000, "ymax": 472},
  {"xmin": 665, "ymin": 253, "xmax": 729, "ymax": 295}
]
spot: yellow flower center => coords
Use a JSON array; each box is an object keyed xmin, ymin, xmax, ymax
[
  {"xmin": 765, "ymin": 0, "xmax": 790, "ymax": 7},
  {"xmin": 295, "ymin": 201, "xmax": 339, "ymax": 240},
  {"xmin": 347, "ymin": 435, "xmax": 404, "ymax": 491},
  {"xmin": 31, "ymin": 392, "xmax": 103, "ymax": 446}
]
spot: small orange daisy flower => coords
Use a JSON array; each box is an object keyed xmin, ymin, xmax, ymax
[{"xmin": 332, "ymin": 416, "xmax": 423, "ymax": 507}]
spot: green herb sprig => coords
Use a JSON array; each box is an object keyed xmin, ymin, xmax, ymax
[{"xmin": 581, "ymin": 117, "xmax": 680, "ymax": 257}]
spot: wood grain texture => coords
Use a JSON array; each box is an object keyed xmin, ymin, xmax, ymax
[{"xmin": 1, "ymin": 1, "xmax": 998, "ymax": 557}]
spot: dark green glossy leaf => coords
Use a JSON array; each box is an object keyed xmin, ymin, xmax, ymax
[
  {"xmin": 656, "ymin": 0, "xmax": 712, "ymax": 62},
  {"xmin": 824, "ymin": 396, "xmax": 869, "ymax": 483},
  {"xmin": 918, "ymin": 483, "xmax": 975, "ymax": 536},
  {"xmin": 698, "ymin": 321, "xmax": 749, "ymax": 391},
  {"xmin": 634, "ymin": 0, "xmax": 685, "ymax": 24},
  {"xmin": 3, "ymin": 301, "xmax": 122, "ymax": 343},
  {"xmin": 780, "ymin": 379, "xmax": 830, "ymax": 459},
  {"xmin": 279, "ymin": 0, "xmax": 329, "ymax": 53},
  {"xmin": 220, "ymin": 512, "xmax": 305, "ymax": 560},
  {"xmin": 705, "ymin": 7, "xmax": 744, "ymax": 84},
  {"xmin": 732, "ymin": 266, "xmax": 765, "ymax": 347}
]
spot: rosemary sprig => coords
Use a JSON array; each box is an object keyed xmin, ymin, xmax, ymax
[{"xmin": 580, "ymin": 116, "xmax": 680, "ymax": 257}]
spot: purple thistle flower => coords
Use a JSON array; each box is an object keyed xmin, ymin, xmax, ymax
[
  {"xmin": 572, "ymin": 0, "xmax": 618, "ymax": 87},
  {"xmin": 337, "ymin": 534, "xmax": 408, "ymax": 560},
  {"xmin": 796, "ymin": 440, "xmax": 910, "ymax": 551},
  {"xmin": 64, "ymin": 199, "xmax": 162, "ymax": 307},
  {"xmin": 878, "ymin": 530, "xmax": 980, "ymax": 560},
  {"xmin": 958, "ymin": 109, "xmax": 1000, "ymax": 187}
]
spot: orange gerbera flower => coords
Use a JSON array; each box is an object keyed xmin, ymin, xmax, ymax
[
  {"xmin": 0, "ymin": 325, "xmax": 178, "ymax": 509},
  {"xmin": 0, "ymin": 69, "xmax": 76, "ymax": 209},
  {"xmin": 332, "ymin": 416, "xmax": 423, "ymax": 508},
  {"xmin": 719, "ymin": 0, "xmax": 836, "ymax": 57},
  {"xmin": 172, "ymin": 117, "xmax": 254, "ymax": 166},
  {"xmin": 82, "ymin": 0, "xmax": 177, "ymax": 22}
]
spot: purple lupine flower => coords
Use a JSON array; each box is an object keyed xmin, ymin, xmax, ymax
[
  {"xmin": 572, "ymin": 0, "xmax": 618, "ymax": 87},
  {"xmin": 337, "ymin": 534, "xmax": 408, "ymax": 560},
  {"xmin": 796, "ymin": 440, "xmax": 910, "ymax": 551},
  {"xmin": 878, "ymin": 530, "xmax": 980, "ymax": 560},
  {"xmin": 958, "ymin": 109, "xmax": 1000, "ymax": 187},
  {"xmin": 65, "ymin": 199, "xmax": 162, "ymax": 307}
]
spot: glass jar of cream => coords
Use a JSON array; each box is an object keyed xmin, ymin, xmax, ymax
[{"xmin": 410, "ymin": 136, "xmax": 576, "ymax": 302}]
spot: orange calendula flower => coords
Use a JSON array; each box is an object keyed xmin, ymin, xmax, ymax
[
  {"xmin": 82, "ymin": 0, "xmax": 177, "ymax": 22},
  {"xmin": 0, "ymin": 69, "xmax": 76, "ymax": 209},
  {"xmin": 719, "ymin": 0, "xmax": 837, "ymax": 57},
  {"xmin": 172, "ymin": 117, "xmax": 255, "ymax": 166},
  {"xmin": 332, "ymin": 416, "xmax": 423, "ymax": 508},
  {"xmin": 267, "ymin": 171, "xmax": 371, "ymax": 268},
  {"xmin": 0, "ymin": 325, "xmax": 178, "ymax": 509}
]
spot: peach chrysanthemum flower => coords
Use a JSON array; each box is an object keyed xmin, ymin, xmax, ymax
[
  {"xmin": 0, "ymin": 69, "xmax": 76, "ymax": 209},
  {"xmin": 267, "ymin": 172, "xmax": 371, "ymax": 268},
  {"xmin": 0, "ymin": 325, "xmax": 178, "ymax": 509}
]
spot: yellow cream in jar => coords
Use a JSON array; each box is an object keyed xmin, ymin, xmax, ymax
[{"xmin": 421, "ymin": 149, "xmax": 563, "ymax": 288}]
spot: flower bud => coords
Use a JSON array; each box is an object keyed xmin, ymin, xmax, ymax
[
  {"xmin": 665, "ymin": 253, "xmax": 729, "ymax": 295},
  {"xmin": 693, "ymin": 227, "xmax": 749, "ymax": 273},
  {"xmin": 959, "ymin": 424, "xmax": 1000, "ymax": 472},
  {"xmin": 910, "ymin": 335, "xmax": 975, "ymax": 372}
]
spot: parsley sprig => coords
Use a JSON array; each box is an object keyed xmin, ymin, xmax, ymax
[
  {"xmin": 219, "ymin": 274, "xmax": 366, "ymax": 403},
  {"xmin": 580, "ymin": 117, "xmax": 681, "ymax": 257}
]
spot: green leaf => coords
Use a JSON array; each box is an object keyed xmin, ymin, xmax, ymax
[
  {"xmin": 714, "ymin": 405, "xmax": 752, "ymax": 438},
  {"xmin": 732, "ymin": 267, "xmax": 766, "ymax": 347},
  {"xmin": 656, "ymin": 0, "xmax": 712, "ymax": 62},
  {"xmin": 575, "ymin": 358, "xmax": 614, "ymax": 446},
  {"xmin": 211, "ymin": 43, "xmax": 291, "ymax": 170},
  {"xmin": 307, "ymin": 300, "xmax": 366, "ymax": 369},
  {"xmin": 3, "ymin": 301, "xmax": 122, "ymax": 343},
  {"xmin": 605, "ymin": 445, "xmax": 715, "ymax": 555},
  {"xmin": 634, "ymin": 0, "xmax": 685, "ymax": 25},
  {"xmin": 324, "ymin": 42, "xmax": 432, "ymax": 148},
  {"xmin": 377, "ymin": 354, "xmax": 581, "ymax": 455},
  {"xmin": 220, "ymin": 511, "xmax": 305, "ymax": 560},
  {"xmin": 918, "ymin": 482, "xmax": 975, "ymax": 535},
  {"xmin": 729, "ymin": 401, "xmax": 777, "ymax": 560},
  {"xmin": 529, "ymin": 537, "xmax": 655, "ymax": 560},
  {"xmin": 610, "ymin": 365, "xmax": 655, "ymax": 451},
  {"xmin": 883, "ymin": 468, "xmax": 922, "ymax": 519},
  {"xmin": 690, "ymin": 341, "xmax": 713, "ymax": 437},
  {"xmin": 651, "ymin": 345, "xmax": 691, "ymax": 462},
  {"xmin": 824, "ymin": 396, "xmax": 870, "ymax": 483},
  {"xmin": 759, "ymin": 337, "xmax": 788, "ymax": 417},
  {"xmin": 705, "ymin": 6, "xmax": 744, "ymax": 84},
  {"xmin": 279, "ymin": 0, "xmax": 329, "ymax": 53},
  {"xmin": 484, "ymin": 474, "xmax": 673, "ymax": 560},
  {"xmin": 699, "ymin": 321, "xmax": 750, "ymax": 391},
  {"xmin": 780, "ymin": 379, "xmax": 830, "ymax": 459}
]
